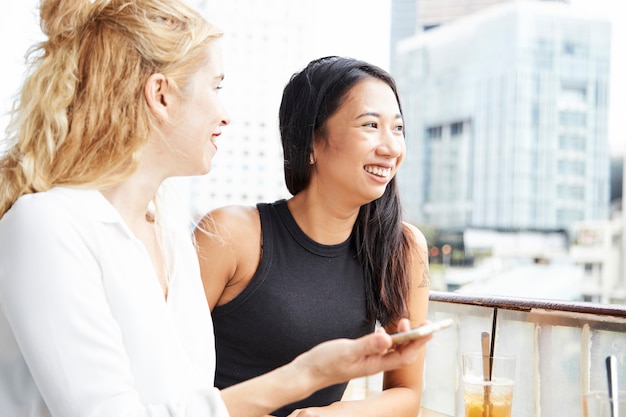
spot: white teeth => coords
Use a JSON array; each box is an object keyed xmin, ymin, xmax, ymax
[{"xmin": 364, "ymin": 165, "xmax": 391, "ymax": 178}]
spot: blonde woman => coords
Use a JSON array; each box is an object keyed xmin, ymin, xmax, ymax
[{"xmin": 0, "ymin": 1, "xmax": 430, "ymax": 417}]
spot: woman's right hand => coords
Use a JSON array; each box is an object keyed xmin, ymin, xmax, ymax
[{"xmin": 292, "ymin": 318, "xmax": 431, "ymax": 390}]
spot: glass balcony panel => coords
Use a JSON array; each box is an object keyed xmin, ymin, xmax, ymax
[{"xmin": 344, "ymin": 292, "xmax": 626, "ymax": 417}]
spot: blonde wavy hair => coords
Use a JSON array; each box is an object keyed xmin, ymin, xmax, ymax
[{"xmin": 0, "ymin": 0, "xmax": 223, "ymax": 218}]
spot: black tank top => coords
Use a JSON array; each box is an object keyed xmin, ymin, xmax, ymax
[{"xmin": 212, "ymin": 200, "xmax": 374, "ymax": 417}]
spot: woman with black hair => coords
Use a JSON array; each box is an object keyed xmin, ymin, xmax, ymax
[{"xmin": 195, "ymin": 56, "xmax": 430, "ymax": 417}]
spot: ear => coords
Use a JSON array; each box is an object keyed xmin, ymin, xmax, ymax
[{"xmin": 144, "ymin": 73, "xmax": 171, "ymax": 120}]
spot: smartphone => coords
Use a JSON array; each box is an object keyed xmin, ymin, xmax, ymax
[{"xmin": 390, "ymin": 318, "xmax": 454, "ymax": 345}]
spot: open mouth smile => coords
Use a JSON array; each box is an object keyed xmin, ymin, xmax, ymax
[{"xmin": 364, "ymin": 165, "xmax": 391, "ymax": 178}]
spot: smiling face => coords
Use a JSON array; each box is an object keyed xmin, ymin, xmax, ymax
[
  {"xmin": 157, "ymin": 40, "xmax": 230, "ymax": 177},
  {"xmin": 311, "ymin": 77, "xmax": 405, "ymax": 206}
]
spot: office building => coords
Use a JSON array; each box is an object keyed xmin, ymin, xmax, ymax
[
  {"xmin": 411, "ymin": 0, "xmax": 570, "ymax": 31},
  {"xmin": 394, "ymin": 1, "xmax": 611, "ymax": 231},
  {"xmin": 390, "ymin": 0, "xmax": 535, "ymax": 71}
]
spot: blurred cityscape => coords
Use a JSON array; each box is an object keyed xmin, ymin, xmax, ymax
[
  {"xmin": 1, "ymin": 0, "xmax": 623, "ymax": 305},
  {"xmin": 389, "ymin": 0, "xmax": 624, "ymax": 304},
  {"xmin": 192, "ymin": 0, "xmax": 625, "ymax": 305}
]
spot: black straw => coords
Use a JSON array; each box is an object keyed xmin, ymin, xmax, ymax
[
  {"xmin": 606, "ymin": 355, "xmax": 619, "ymax": 417},
  {"xmin": 489, "ymin": 307, "xmax": 498, "ymax": 380}
]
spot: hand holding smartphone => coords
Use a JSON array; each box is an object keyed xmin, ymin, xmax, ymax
[{"xmin": 390, "ymin": 318, "xmax": 454, "ymax": 345}]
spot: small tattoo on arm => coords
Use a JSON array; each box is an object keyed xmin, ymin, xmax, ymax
[{"xmin": 419, "ymin": 269, "xmax": 430, "ymax": 288}]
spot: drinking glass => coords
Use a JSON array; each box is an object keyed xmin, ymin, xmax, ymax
[
  {"xmin": 462, "ymin": 352, "xmax": 516, "ymax": 417},
  {"xmin": 584, "ymin": 390, "xmax": 626, "ymax": 417}
]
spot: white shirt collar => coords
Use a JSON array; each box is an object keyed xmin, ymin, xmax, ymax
[{"xmin": 49, "ymin": 186, "xmax": 126, "ymax": 224}]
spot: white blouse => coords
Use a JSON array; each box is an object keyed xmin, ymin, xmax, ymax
[{"xmin": 0, "ymin": 187, "xmax": 229, "ymax": 417}]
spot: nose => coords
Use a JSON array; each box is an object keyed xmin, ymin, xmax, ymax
[
  {"xmin": 377, "ymin": 129, "xmax": 404, "ymax": 158},
  {"xmin": 219, "ymin": 103, "xmax": 231, "ymax": 127}
]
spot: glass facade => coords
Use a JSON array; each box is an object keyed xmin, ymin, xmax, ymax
[{"xmin": 395, "ymin": 2, "xmax": 611, "ymax": 232}]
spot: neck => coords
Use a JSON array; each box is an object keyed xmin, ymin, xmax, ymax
[
  {"xmin": 287, "ymin": 191, "xmax": 359, "ymax": 245},
  {"xmin": 100, "ymin": 173, "xmax": 162, "ymax": 232}
]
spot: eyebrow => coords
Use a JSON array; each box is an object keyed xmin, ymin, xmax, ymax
[{"xmin": 356, "ymin": 112, "xmax": 403, "ymax": 120}]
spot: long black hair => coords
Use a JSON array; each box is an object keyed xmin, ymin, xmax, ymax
[{"xmin": 279, "ymin": 56, "xmax": 416, "ymax": 326}]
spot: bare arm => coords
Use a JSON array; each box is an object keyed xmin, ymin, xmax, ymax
[
  {"xmin": 194, "ymin": 205, "xmax": 261, "ymax": 309},
  {"xmin": 380, "ymin": 223, "xmax": 430, "ymax": 413}
]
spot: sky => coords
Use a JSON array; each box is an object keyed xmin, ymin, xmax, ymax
[{"xmin": 0, "ymin": 0, "xmax": 623, "ymax": 155}]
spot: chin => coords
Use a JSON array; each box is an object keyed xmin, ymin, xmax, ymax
[{"xmin": 196, "ymin": 160, "xmax": 214, "ymax": 176}]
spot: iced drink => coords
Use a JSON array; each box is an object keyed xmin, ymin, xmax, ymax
[
  {"xmin": 462, "ymin": 353, "xmax": 516, "ymax": 417},
  {"xmin": 463, "ymin": 375, "xmax": 513, "ymax": 417}
]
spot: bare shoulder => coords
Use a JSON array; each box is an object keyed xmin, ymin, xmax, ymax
[
  {"xmin": 194, "ymin": 205, "xmax": 262, "ymax": 308},
  {"xmin": 402, "ymin": 221, "xmax": 428, "ymax": 251},
  {"xmin": 195, "ymin": 205, "xmax": 260, "ymax": 244},
  {"xmin": 194, "ymin": 204, "xmax": 261, "ymax": 271}
]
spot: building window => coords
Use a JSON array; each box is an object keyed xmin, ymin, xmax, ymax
[
  {"xmin": 557, "ymin": 159, "xmax": 585, "ymax": 175},
  {"xmin": 561, "ymin": 85, "xmax": 587, "ymax": 104},
  {"xmin": 535, "ymin": 38, "xmax": 554, "ymax": 69},
  {"xmin": 559, "ymin": 135, "xmax": 586, "ymax": 151},
  {"xmin": 450, "ymin": 121, "xmax": 463, "ymax": 136},
  {"xmin": 557, "ymin": 184, "xmax": 585, "ymax": 199},
  {"xmin": 562, "ymin": 41, "xmax": 588, "ymax": 57},
  {"xmin": 556, "ymin": 208, "xmax": 584, "ymax": 223},
  {"xmin": 531, "ymin": 105, "xmax": 539, "ymax": 125},
  {"xmin": 426, "ymin": 126, "xmax": 442, "ymax": 140},
  {"xmin": 559, "ymin": 111, "xmax": 586, "ymax": 127},
  {"xmin": 563, "ymin": 41, "xmax": 577, "ymax": 55}
]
